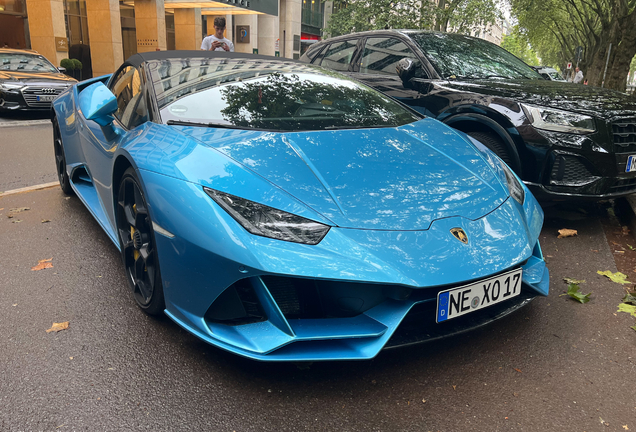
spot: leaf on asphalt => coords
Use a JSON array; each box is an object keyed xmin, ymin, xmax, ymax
[
  {"xmin": 617, "ymin": 304, "xmax": 636, "ymax": 318},
  {"xmin": 567, "ymin": 284, "xmax": 591, "ymax": 303},
  {"xmin": 628, "ymin": 244, "xmax": 636, "ymax": 251},
  {"xmin": 514, "ymin": 368, "xmax": 522, "ymax": 373},
  {"xmin": 622, "ymin": 292, "xmax": 636, "ymax": 306},
  {"xmin": 31, "ymin": 258, "xmax": 53, "ymax": 271},
  {"xmin": 597, "ymin": 270, "xmax": 631, "ymax": 285},
  {"xmin": 46, "ymin": 321, "xmax": 69, "ymax": 333},
  {"xmin": 557, "ymin": 228, "xmax": 578, "ymax": 238},
  {"xmin": 9, "ymin": 207, "xmax": 30, "ymax": 214},
  {"xmin": 12, "ymin": 219, "xmax": 22, "ymax": 223},
  {"xmin": 41, "ymin": 219, "xmax": 51, "ymax": 223},
  {"xmin": 564, "ymin": 277, "xmax": 586, "ymax": 285}
]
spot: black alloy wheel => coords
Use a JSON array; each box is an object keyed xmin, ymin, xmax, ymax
[
  {"xmin": 116, "ymin": 167, "xmax": 165, "ymax": 315},
  {"xmin": 53, "ymin": 119, "xmax": 73, "ymax": 195},
  {"xmin": 468, "ymin": 131, "xmax": 514, "ymax": 168}
]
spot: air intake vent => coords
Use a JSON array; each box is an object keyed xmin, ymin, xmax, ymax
[
  {"xmin": 205, "ymin": 279, "xmax": 266, "ymax": 326},
  {"xmin": 550, "ymin": 155, "xmax": 598, "ymax": 185}
]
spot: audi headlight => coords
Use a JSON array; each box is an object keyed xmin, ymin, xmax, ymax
[
  {"xmin": 204, "ymin": 188, "xmax": 330, "ymax": 245},
  {"xmin": 522, "ymin": 104, "xmax": 595, "ymax": 134},
  {"xmin": 0, "ymin": 82, "xmax": 25, "ymax": 91},
  {"xmin": 500, "ymin": 161, "xmax": 524, "ymax": 205}
]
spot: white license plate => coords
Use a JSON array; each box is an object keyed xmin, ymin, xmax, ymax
[
  {"xmin": 436, "ymin": 268, "xmax": 522, "ymax": 323},
  {"xmin": 36, "ymin": 95, "xmax": 56, "ymax": 102},
  {"xmin": 626, "ymin": 155, "xmax": 636, "ymax": 172}
]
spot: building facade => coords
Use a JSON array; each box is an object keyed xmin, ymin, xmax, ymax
[{"xmin": 0, "ymin": 0, "xmax": 318, "ymax": 78}]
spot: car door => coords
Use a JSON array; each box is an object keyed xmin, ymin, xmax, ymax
[
  {"xmin": 355, "ymin": 36, "xmax": 441, "ymax": 116},
  {"xmin": 77, "ymin": 64, "xmax": 148, "ymax": 228}
]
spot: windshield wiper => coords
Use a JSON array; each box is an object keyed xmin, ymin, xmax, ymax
[{"xmin": 166, "ymin": 119, "xmax": 272, "ymax": 131}]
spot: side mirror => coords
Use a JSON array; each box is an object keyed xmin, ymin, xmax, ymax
[
  {"xmin": 58, "ymin": 67, "xmax": 66, "ymax": 73},
  {"xmin": 78, "ymin": 82, "xmax": 117, "ymax": 127},
  {"xmin": 396, "ymin": 58, "xmax": 421, "ymax": 88}
]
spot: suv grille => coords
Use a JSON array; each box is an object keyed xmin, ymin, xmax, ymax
[
  {"xmin": 613, "ymin": 118, "xmax": 636, "ymax": 153},
  {"xmin": 21, "ymin": 86, "xmax": 66, "ymax": 107},
  {"xmin": 550, "ymin": 154, "xmax": 598, "ymax": 185}
]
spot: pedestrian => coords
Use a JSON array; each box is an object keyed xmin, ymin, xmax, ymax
[
  {"xmin": 201, "ymin": 17, "xmax": 234, "ymax": 52},
  {"xmin": 573, "ymin": 67, "xmax": 584, "ymax": 84}
]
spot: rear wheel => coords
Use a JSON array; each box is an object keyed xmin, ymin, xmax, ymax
[
  {"xmin": 53, "ymin": 119, "xmax": 73, "ymax": 196},
  {"xmin": 468, "ymin": 131, "xmax": 514, "ymax": 168},
  {"xmin": 116, "ymin": 167, "xmax": 165, "ymax": 315}
]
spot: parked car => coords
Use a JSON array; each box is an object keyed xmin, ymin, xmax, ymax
[
  {"xmin": 0, "ymin": 48, "xmax": 76, "ymax": 113},
  {"xmin": 532, "ymin": 66, "xmax": 567, "ymax": 82},
  {"xmin": 300, "ymin": 30, "xmax": 636, "ymax": 199},
  {"xmin": 51, "ymin": 51, "xmax": 548, "ymax": 361}
]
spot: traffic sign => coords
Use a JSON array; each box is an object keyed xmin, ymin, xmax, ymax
[{"xmin": 567, "ymin": 62, "xmax": 572, "ymax": 69}]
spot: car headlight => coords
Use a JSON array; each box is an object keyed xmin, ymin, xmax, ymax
[
  {"xmin": 204, "ymin": 188, "xmax": 331, "ymax": 245},
  {"xmin": 500, "ymin": 161, "xmax": 525, "ymax": 205},
  {"xmin": 0, "ymin": 82, "xmax": 25, "ymax": 91},
  {"xmin": 521, "ymin": 104, "xmax": 595, "ymax": 134}
]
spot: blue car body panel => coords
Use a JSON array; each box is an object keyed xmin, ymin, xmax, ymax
[{"xmin": 52, "ymin": 68, "xmax": 549, "ymax": 361}]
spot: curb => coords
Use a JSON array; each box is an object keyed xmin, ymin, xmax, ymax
[
  {"xmin": 0, "ymin": 181, "xmax": 59, "ymax": 198},
  {"xmin": 0, "ymin": 120, "xmax": 51, "ymax": 128}
]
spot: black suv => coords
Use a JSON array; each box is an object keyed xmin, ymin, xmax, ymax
[{"xmin": 300, "ymin": 30, "xmax": 636, "ymax": 199}]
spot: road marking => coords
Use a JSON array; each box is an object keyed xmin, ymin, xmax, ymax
[
  {"xmin": 0, "ymin": 120, "xmax": 51, "ymax": 128},
  {"xmin": 0, "ymin": 181, "xmax": 59, "ymax": 197}
]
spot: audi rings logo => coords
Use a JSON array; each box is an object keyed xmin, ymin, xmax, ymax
[{"xmin": 40, "ymin": 88, "xmax": 57, "ymax": 94}]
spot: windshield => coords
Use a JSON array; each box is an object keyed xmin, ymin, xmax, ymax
[
  {"xmin": 148, "ymin": 58, "xmax": 420, "ymax": 131},
  {"xmin": 0, "ymin": 53, "xmax": 58, "ymax": 73},
  {"xmin": 410, "ymin": 33, "xmax": 544, "ymax": 80}
]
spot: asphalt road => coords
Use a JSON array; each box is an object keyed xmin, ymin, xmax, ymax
[{"xmin": 1, "ymin": 123, "xmax": 635, "ymax": 431}]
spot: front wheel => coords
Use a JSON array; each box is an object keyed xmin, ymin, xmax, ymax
[
  {"xmin": 468, "ymin": 131, "xmax": 514, "ymax": 169},
  {"xmin": 116, "ymin": 167, "xmax": 165, "ymax": 315},
  {"xmin": 53, "ymin": 119, "xmax": 73, "ymax": 196}
]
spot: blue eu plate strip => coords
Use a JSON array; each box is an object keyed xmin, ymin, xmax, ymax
[{"xmin": 437, "ymin": 291, "xmax": 449, "ymax": 322}]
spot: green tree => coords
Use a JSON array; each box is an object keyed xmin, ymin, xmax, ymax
[
  {"xmin": 511, "ymin": 0, "xmax": 636, "ymax": 91},
  {"xmin": 501, "ymin": 26, "xmax": 540, "ymax": 66},
  {"xmin": 325, "ymin": 0, "xmax": 500, "ymax": 37}
]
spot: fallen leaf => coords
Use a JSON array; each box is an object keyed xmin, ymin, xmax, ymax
[
  {"xmin": 617, "ymin": 304, "xmax": 636, "ymax": 318},
  {"xmin": 421, "ymin": 399, "xmax": 426, "ymax": 403},
  {"xmin": 623, "ymin": 292, "xmax": 636, "ymax": 306},
  {"xmin": 452, "ymin": 385, "xmax": 456, "ymax": 390},
  {"xmin": 564, "ymin": 277, "xmax": 586, "ymax": 285},
  {"xmin": 514, "ymin": 368, "xmax": 522, "ymax": 373},
  {"xmin": 46, "ymin": 321, "xmax": 69, "ymax": 333},
  {"xmin": 69, "ymin": 357, "xmax": 74, "ymax": 360},
  {"xmin": 628, "ymin": 244, "xmax": 636, "ymax": 251},
  {"xmin": 598, "ymin": 270, "xmax": 631, "ymax": 285},
  {"xmin": 12, "ymin": 219, "xmax": 22, "ymax": 223},
  {"xmin": 31, "ymin": 258, "xmax": 53, "ymax": 271},
  {"xmin": 41, "ymin": 219, "xmax": 51, "ymax": 223},
  {"xmin": 567, "ymin": 283, "xmax": 591, "ymax": 303},
  {"xmin": 623, "ymin": 226, "xmax": 631, "ymax": 235},
  {"xmin": 557, "ymin": 228, "xmax": 578, "ymax": 238},
  {"xmin": 9, "ymin": 207, "xmax": 30, "ymax": 214},
  {"xmin": 12, "ymin": 303, "xmax": 17, "ymax": 307},
  {"xmin": 623, "ymin": 425, "xmax": 629, "ymax": 430}
]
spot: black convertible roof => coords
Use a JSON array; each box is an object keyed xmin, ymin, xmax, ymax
[{"xmin": 125, "ymin": 50, "xmax": 302, "ymax": 68}]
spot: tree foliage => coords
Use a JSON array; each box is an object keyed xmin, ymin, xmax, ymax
[
  {"xmin": 500, "ymin": 25, "xmax": 540, "ymax": 66},
  {"xmin": 325, "ymin": 0, "xmax": 501, "ymax": 38},
  {"xmin": 510, "ymin": 0, "xmax": 636, "ymax": 91}
]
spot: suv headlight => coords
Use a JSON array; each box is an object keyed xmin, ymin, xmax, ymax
[
  {"xmin": 521, "ymin": 104, "xmax": 595, "ymax": 134},
  {"xmin": 500, "ymin": 161, "xmax": 525, "ymax": 205},
  {"xmin": 0, "ymin": 82, "xmax": 25, "ymax": 91},
  {"xmin": 204, "ymin": 188, "xmax": 330, "ymax": 245}
]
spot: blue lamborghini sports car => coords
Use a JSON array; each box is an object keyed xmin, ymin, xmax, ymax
[{"xmin": 51, "ymin": 51, "xmax": 549, "ymax": 361}]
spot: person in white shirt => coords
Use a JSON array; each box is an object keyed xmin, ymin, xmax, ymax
[
  {"xmin": 201, "ymin": 17, "xmax": 234, "ymax": 52},
  {"xmin": 573, "ymin": 67, "xmax": 584, "ymax": 84}
]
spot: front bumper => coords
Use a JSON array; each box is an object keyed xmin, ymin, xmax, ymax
[
  {"xmin": 523, "ymin": 118, "xmax": 636, "ymax": 199},
  {"xmin": 143, "ymin": 170, "xmax": 548, "ymax": 361}
]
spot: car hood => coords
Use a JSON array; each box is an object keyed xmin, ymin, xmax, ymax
[
  {"xmin": 438, "ymin": 79, "xmax": 636, "ymax": 120},
  {"xmin": 177, "ymin": 118, "xmax": 509, "ymax": 230},
  {"xmin": 0, "ymin": 70, "xmax": 76, "ymax": 85}
]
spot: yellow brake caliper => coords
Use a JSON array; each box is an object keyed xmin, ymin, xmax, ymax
[{"xmin": 131, "ymin": 204, "xmax": 140, "ymax": 261}]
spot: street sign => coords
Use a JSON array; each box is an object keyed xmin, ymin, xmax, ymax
[
  {"xmin": 567, "ymin": 62, "xmax": 572, "ymax": 69},
  {"xmin": 575, "ymin": 46, "xmax": 583, "ymax": 63}
]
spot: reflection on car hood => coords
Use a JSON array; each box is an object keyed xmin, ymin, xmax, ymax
[
  {"xmin": 0, "ymin": 70, "xmax": 76, "ymax": 84},
  {"xmin": 439, "ymin": 79, "xmax": 636, "ymax": 120},
  {"xmin": 178, "ymin": 118, "xmax": 509, "ymax": 230}
]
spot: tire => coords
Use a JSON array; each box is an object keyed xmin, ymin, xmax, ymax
[
  {"xmin": 116, "ymin": 167, "xmax": 165, "ymax": 315},
  {"xmin": 468, "ymin": 131, "xmax": 514, "ymax": 168},
  {"xmin": 53, "ymin": 118, "xmax": 74, "ymax": 196}
]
